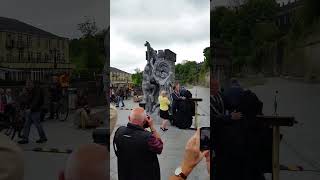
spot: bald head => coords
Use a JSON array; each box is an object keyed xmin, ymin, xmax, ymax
[
  {"xmin": 129, "ymin": 107, "xmax": 146, "ymax": 121},
  {"xmin": 0, "ymin": 134, "xmax": 24, "ymax": 180},
  {"xmin": 62, "ymin": 144, "xmax": 108, "ymax": 180}
]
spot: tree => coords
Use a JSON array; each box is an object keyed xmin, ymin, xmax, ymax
[
  {"xmin": 175, "ymin": 61, "xmax": 198, "ymax": 85},
  {"xmin": 78, "ymin": 17, "xmax": 98, "ymax": 38},
  {"xmin": 132, "ymin": 68, "xmax": 143, "ymax": 87}
]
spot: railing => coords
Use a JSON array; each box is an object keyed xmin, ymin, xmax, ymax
[{"xmin": 0, "ymin": 59, "xmax": 67, "ymax": 64}]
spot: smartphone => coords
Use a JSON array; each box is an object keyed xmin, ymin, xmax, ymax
[{"xmin": 200, "ymin": 127, "xmax": 210, "ymax": 151}]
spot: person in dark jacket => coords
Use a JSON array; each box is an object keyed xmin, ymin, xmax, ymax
[
  {"xmin": 210, "ymin": 79, "xmax": 242, "ymax": 180},
  {"xmin": 113, "ymin": 107, "xmax": 163, "ymax": 180},
  {"xmin": 18, "ymin": 80, "xmax": 47, "ymax": 144},
  {"xmin": 48, "ymin": 75, "xmax": 62, "ymax": 120},
  {"xmin": 170, "ymin": 83, "xmax": 185, "ymax": 126}
]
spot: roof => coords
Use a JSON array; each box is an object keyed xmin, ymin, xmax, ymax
[
  {"xmin": 110, "ymin": 67, "xmax": 131, "ymax": 75},
  {"xmin": 0, "ymin": 17, "xmax": 66, "ymax": 39}
]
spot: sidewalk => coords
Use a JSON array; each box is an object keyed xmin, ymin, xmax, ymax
[{"xmin": 110, "ymin": 87, "xmax": 210, "ymax": 180}]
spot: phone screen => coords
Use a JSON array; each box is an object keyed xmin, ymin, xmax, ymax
[{"xmin": 200, "ymin": 127, "xmax": 210, "ymax": 151}]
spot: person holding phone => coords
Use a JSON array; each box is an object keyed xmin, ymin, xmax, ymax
[
  {"xmin": 169, "ymin": 128, "xmax": 211, "ymax": 180},
  {"xmin": 113, "ymin": 107, "xmax": 163, "ymax": 180}
]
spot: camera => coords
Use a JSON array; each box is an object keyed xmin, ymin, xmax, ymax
[{"xmin": 143, "ymin": 115, "xmax": 150, "ymax": 129}]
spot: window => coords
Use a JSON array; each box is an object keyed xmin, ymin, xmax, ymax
[
  {"xmin": 45, "ymin": 54, "xmax": 49, "ymax": 62},
  {"xmin": 6, "ymin": 52, "xmax": 12, "ymax": 62},
  {"xmin": 57, "ymin": 52, "xmax": 61, "ymax": 62},
  {"xmin": 57, "ymin": 39, "xmax": 60, "ymax": 49},
  {"xmin": 28, "ymin": 51, "xmax": 32, "ymax": 61},
  {"xmin": 37, "ymin": 37, "xmax": 41, "ymax": 48},
  {"xmin": 62, "ymin": 40, "xmax": 65, "ymax": 49},
  {"xmin": 61, "ymin": 53, "xmax": 65, "ymax": 62},
  {"xmin": 27, "ymin": 36, "xmax": 32, "ymax": 48},
  {"xmin": 18, "ymin": 50, "xmax": 24, "ymax": 62},
  {"xmin": 6, "ymin": 33, "xmax": 14, "ymax": 48},
  {"xmin": 17, "ymin": 34, "xmax": 23, "ymax": 48},
  {"xmin": 48, "ymin": 39, "xmax": 51, "ymax": 49},
  {"xmin": 37, "ymin": 52, "xmax": 41, "ymax": 62}
]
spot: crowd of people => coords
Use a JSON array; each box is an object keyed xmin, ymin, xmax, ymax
[
  {"xmin": 110, "ymin": 86, "xmax": 132, "ymax": 107},
  {"xmin": 0, "ymin": 80, "xmax": 48, "ymax": 144}
]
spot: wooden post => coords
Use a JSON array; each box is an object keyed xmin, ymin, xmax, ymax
[
  {"xmin": 195, "ymin": 102, "xmax": 198, "ymax": 128},
  {"xmin": 273, "ymin": 126, "xmax": 280, "ymax": 180},
  {"xmin": 190, "ymin": 98, "xmax": 202, "ymax": 129},
  {"xmin": 256, "ymin": 115, "xmax": 295, "ymax": 180}
]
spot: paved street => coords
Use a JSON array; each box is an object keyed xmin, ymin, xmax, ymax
[
  {"xmin": 14, "ymin": 107, "xmax": 107, "ymax": 180},
  {"xmin": 248, "ymin": 78, "xmax": 320, "ymax": 180},
  {"xmin": 110, "ymin": 86, "xmax": 210, "ymax": 180}
]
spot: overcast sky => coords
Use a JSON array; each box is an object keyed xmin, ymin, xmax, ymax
[
  {"xmin": 0, "ymin": 0, "xmax": 109, "ymax": 39},
  {"xmin": 211, "ymin": 0, "xmax": 291, "ymax": 8},
  {"xmin": 111, "ymin": 0, "xmax": 210, "ymax": 74}
]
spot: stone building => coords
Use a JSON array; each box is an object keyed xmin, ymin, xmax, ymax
[
  {"xmin": 110, "ymin": 67, "xmax": 132, "ymax": 88},
  {"xmin": 0, "ymin": 17, "xmax": 74, "ymax": 81}
]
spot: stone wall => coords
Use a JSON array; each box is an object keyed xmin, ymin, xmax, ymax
[{"xmin": 282, "ymin": 31, "xmax": 320, "ymax": 80}]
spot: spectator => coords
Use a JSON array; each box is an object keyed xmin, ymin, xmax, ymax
[
  {"xmin": 170, "ymin": 82, "xmax": 185, "ymax": 125},
  {"xmin": 18, "ymin": 80, "xmax": 47, "ymax": 144},
  {"xmin": 113, "ymin": 107, "xmax": 163, "ymax": 180},
  {"xmin": 4, "ymin": 88, "xmax": 16, "ymax": 122},
  {"xmin": 0, "ymin": 134, "xmax": 24, "ymax": 180},
  {"xmin": 169, "ymin": 129, "xmax": 210, "ymax": 180},
  {"xmin": 0, "ymin": 88, "xmax": 6, "ymax": 114},
  {"xmin": 118, "ymin": 87, "xmax": 125, "ymax": 107},
  {"xmin": 0, "ymin": 88, "xmax": 7, "ymax": 117},
  {"xmin": 59, "ymin": 144, "xmax": 108, "ymax": 180},
  {"xmin": 159, "ymin": 90, "xmax": 170, "ymax": 131},
  {"xmin": 48, "ymin": 75, "xmax": 62, "ymax": 120},
  {"xmin": 74, "ymin": 90, "xmax": 99, "ymax": 129},
  {"xmin": 17, "ymin": 88, "xmax": 28, "ymax": 110}
]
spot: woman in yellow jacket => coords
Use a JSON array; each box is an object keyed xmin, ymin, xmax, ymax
[{"xmin": 159, "ymin": 90, "xmax": 170, "ymax": 131}]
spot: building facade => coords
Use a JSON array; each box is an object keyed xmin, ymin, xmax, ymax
[
  {"xmin": 0, "ymin": 17, "xmax": 74, "ymax": 81},
  {"xmin": 110, "ymin": 67, "xmax": 132, "ymax": 88}
]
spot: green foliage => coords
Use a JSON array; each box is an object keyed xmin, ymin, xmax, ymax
[
  {"xmin": 303, "ymin": 0, "xmax": 320, "ymax": 26},
  {"xmin": 77, "ymin": 18, "xmax": 98, "ymax": 38},
  {"xmin": 212, "ymin": 0, "xmax": 280, "ymax": 73},
  {"xmin": 70, "ymin": 26, "xmax": 107, "ymax": 78},
  {"xmin": 132, "ymin": 68, "xmax": 143, "ymax": 87},
  {"xmin": 175, "ymin": 61, "xmax": 203, "ymax": 85}
]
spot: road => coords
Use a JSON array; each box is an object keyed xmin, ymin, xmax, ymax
[{"xmin": 14, "ymin": 107, "xmax": 107, "ymax": 180}]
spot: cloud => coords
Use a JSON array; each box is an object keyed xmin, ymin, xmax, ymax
[
  {"xmin": 0, "ymin": 0, "xmax": 109, "ymax": 38},
  {"xmin": 111, "ymin": 0, "xmax": 210, "ymax": 73}
]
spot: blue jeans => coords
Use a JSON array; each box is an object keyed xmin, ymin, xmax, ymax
[
  {"xmin": 116, "ymin": 96, "xmax": 125, "ymax": 107},
  {"xmin": 23, "ymin": 110, "xmax": 47, "ymax": 140},
  {"xmin": 119, "ymin": 96, "xmax": 125, "ymax": 107}
]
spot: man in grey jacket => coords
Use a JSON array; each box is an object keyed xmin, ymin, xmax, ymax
[{"xmin": 18, "ymin": 80, "xmax": 47, "ymax": 144}]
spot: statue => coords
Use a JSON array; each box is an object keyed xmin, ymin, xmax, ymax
[{"xmin": 142, "ymin": 41, "xmax": 176, "ymax": 113}]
